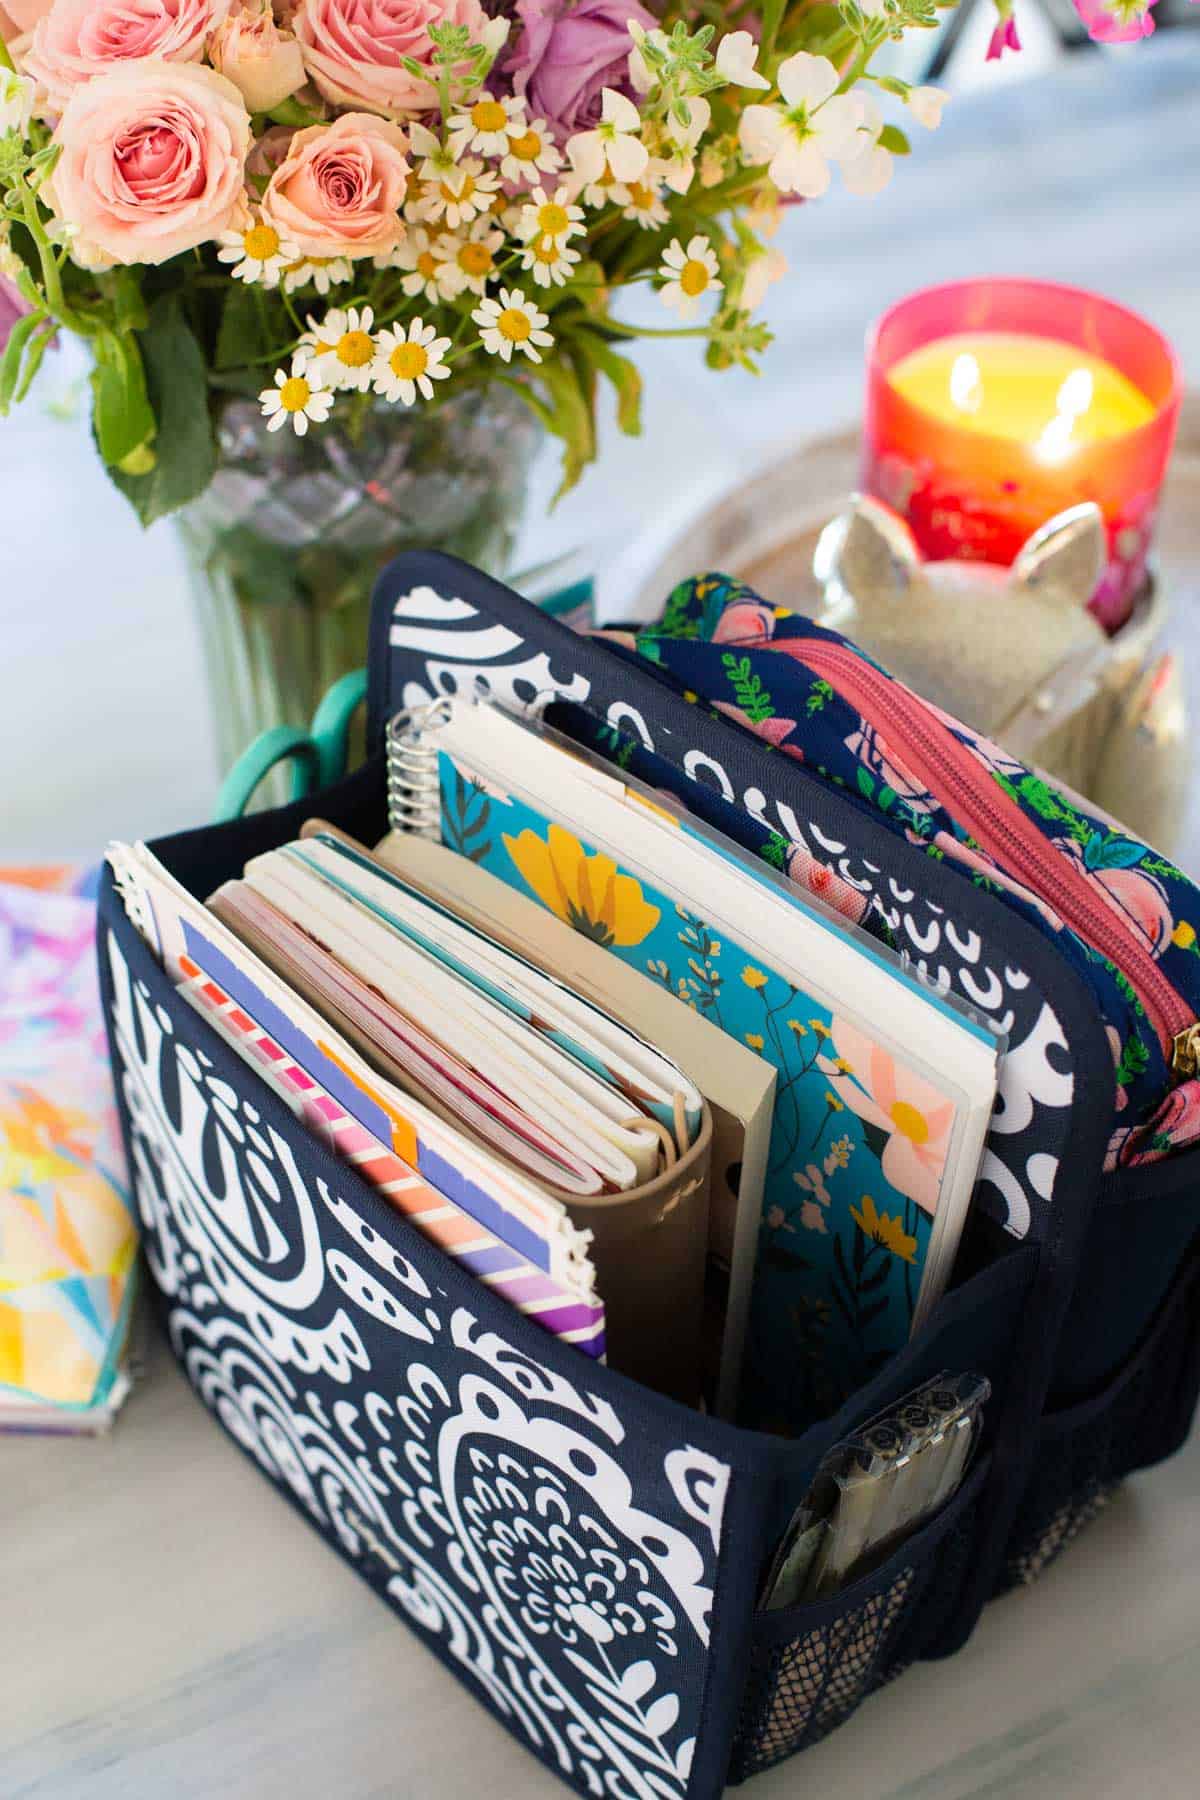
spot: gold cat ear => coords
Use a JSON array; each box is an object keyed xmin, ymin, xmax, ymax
[
  {"xmin": 1011, "ymin": 503, "xmax": 1106, "ymax": 610},
  {"xmin": 814, "ymin": 494, "xmax": 920, "ymax": 611}
]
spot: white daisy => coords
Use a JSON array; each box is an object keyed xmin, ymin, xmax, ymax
[
  {"xmin": 280, "ymin": 254, "xmax": 354, "ymax": 296},
  {"xmin": 500, "ymin": 116, "xmax": 564, "ymax": 185},
  {"xmin": 658, "ymin": 235, "xmax": 723, "ymax": 321},
  {"xmin": 217, "ymin": 214, "xmax": 298, "ymax": 287},
  {"xmin": 715, "ymin": 29, "xmax": 770, "ymax": 90},
  {"xmin": 372, "ymin": 319, "xmax": 452, "ymax": 406},
  {"xmin": 840, "ymin": 99, "xmax": 893, "ymax": 196},
  {"xmin": 0, "ymin": 69, "xmax": 34, "ymax": 138},
  {"xmin": 297, "ymin": 305, "xmax": 378, "ymax": 392},
  {"xmin": 657, "ymin": 96, "xmax": 711, "ymax": 196},
  {"xmin": 388, "ymin": 226, "xmax": 464, "ymax": 303},
  {"xmin": 566, "ymin": 88, "xmax": 649, "ymax": 189},
  {"xmin": 741, "ymin": 245, "xmax": 787, "ymax": 313},
  {"xmin": 908, "ymin": 84, "xmax": 949, "ymax": 131},
  {"xmin": 447, "ymin": 221, "xmax": 505, "ymax": 297},
  {"xmin": 259, "ymin": 356, "xmax": 334, "ymax": 437},
  {"xmin": 738, "ymin": 52, "xmax": 865, "ymax": 199},
  {"xmin": 472, "ymin": 286, "xmax": 554, "ymax": 364},
  {"xmin": 417, "ymin": 157, "xmax": 502, "ymax": 230},
  {"xmin": 408, "ymin": 121, "xmax": 464, "ymax": 189},
  {"xmin": 621, "ymin": 171, "xmax": 669, "ymax": 228},
  {"xmin": 448, "ymin": 90, "xmax": 526, "ymax": 159},
  {"xmin": 519, "ymin": 232, "xmax": 581, "ymax": 288},
  {"xmin": 516, "ymin": 184, "xmax": 585, "ymax": 246}
]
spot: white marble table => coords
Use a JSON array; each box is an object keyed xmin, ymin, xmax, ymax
[{"xmin": 5, "ymin": 40, "xmax": 1200, "ymax": 1800}]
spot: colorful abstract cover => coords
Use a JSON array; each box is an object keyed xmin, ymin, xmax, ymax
[
  {"xmin": 433, "ymin": 752, "xmax": 980, "ymax": 1432},
  {"xmin": 0, "ymin": 872, "xmax": 136, "ymax": 1429}
]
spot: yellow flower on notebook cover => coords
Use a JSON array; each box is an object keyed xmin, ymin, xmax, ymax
[
  {"xmin": 503, "ymin": 824, "xmax": 660, "ymax": 948},
  {"xmin": 849, "ymin": 1194, "xmax": 917, "ymax": 1264}
]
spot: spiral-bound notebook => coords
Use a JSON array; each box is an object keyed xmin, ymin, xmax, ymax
[{"xmin": 383, "ymin": 696, "xmax": 1002, "ymax": 1428}]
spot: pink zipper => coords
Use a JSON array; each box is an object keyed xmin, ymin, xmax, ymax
[{"xmin": 785, "ymin": 640, "xmax": 1192, "ymax": 1068}]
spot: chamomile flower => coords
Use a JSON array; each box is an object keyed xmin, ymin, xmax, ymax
[
  {"xmin": 622, "ymin": 172, "xmax": 669, "ymax": 228},
  {"xmin": 517, "ymin": 184, "xmax": 585, "ymax": 246},
  {"xmin": 448, "ymin": 90, "xmax": 526, "ymax": 159},
  {"xmin": 280, "ymin": 254, "xmax": 354, "ymax": 295},
  {"xmin": 217, "ymin": 213, "xmax": 298, "ymax": 287},
  {"xmin": 259, "ymin": 356, "xmax": 334, "ymax": 437},
  {"xmin": 566, "ymin": 88, "xmax": 649, "ymax": 190},
  {"xmin": 298, "ymin": 306, "xmax": 378, "ymax": 392},
  {"xmin": 448, "ymin": 221, "xmax": 504, "ymax": 297},
  {"xmin": 372, "ymin": 319, "xmax": 452, "ymax": 406},
  {"xmin": 574, "ymin": 168, "xmax": 632, "ymax": 211},
  {"xmin": 389, "ymin": 226, "xmax": 463, "ymax": 303},
  {"xmin": 500, "ymin": 116, "xmax": 564, "ymax": 185},
  {"xmin": 418, "ymin": 157, "xmax": 501, "ymax": 230},
  {"xmin": 519, "ymin": 231, "xmax": 581, "ymax": 288},
  {"xmin": 473, "ymin": 286, "xmax": 553, "ymax": 364},
  {"xmin": 658, "ymin": 235, "xmax": 722, "ymax": 321}
]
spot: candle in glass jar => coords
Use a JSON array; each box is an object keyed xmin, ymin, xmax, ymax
[
  {"xmin": 862, "ymin": 282, "xmax": 1182, "ymax": 631},
  {"xmin": 888, "ymin": 333, "xmax": 1156, "ymax": 455}
]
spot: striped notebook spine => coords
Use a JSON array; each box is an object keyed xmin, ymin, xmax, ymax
[{"xmin": 178, "ymin": 961, "xmax": 606, "ymax": 1358}]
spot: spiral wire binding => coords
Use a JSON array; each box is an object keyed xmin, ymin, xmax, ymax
[{"xmin": 386, "ymin": 698, "xmax": 455, "ymax": 839}]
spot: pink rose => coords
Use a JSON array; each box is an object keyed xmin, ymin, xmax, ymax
[
  {"xmin": 261, "ymin": 112, "xmax": 409, "ymax": 259},
  {"xmin": 3, "ymin": 0, "xmax": 55, "ymax": 30},
  {"xmin": 49, "ymin": 61, "xmax": 251, "ymax": 266},
  {"xmin": 210, "ymin": 1, "xmax": 305, "ymax": 114},
  {"xmin": 25, "ymin": 0, "xmax": 231, "ymax": 114},
  {"xmin": 293, "ymin": 0, "xmax": 490, "ymax": 117}
]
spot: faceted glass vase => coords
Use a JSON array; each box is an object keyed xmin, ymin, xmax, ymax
[{"xmin": 176, "ymin": 382, "xmax": 543, "ymax": 781}]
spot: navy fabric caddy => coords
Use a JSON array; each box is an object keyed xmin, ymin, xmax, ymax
[{"xmin": 97, "ymin": 552, "xmax": 1200, "ymax": 1795}]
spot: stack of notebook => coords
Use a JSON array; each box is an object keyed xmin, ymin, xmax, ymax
[{"xmin": 110, "ymin": 693, "xmax": 1001, "ymax": 1424}]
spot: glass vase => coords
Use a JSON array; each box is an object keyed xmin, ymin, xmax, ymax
[{"xmin": 176, "ymin": 383, "xmax": 543, "ymax": 783}]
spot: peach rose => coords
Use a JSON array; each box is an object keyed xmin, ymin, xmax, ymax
[
  {"xmin": 261, "ymin": 112, "xmax": 409, "ymax": 259},
  {"xmin": 24, "ymin": 0, "xmax": 230, "ymax": 114},
  {"xmin": 210, "ymin": 1, "xmax": 305, "ymax": 114},
  {"xmin": 293, "ymin": 0, "xmax": 491, "ymax": 117},
  {"xmin": 49, "ymin": 61, "xmax": 251, "ymax": 266}
]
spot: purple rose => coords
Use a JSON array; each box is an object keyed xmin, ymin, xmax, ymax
[{"xmin": 504, "ymin": 0, "xmax": 656, "ymax": 141}]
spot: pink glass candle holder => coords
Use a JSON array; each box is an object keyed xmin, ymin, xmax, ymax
[{"xmin": 861, "ymin": 279, "xmax": 1182, "ymax": 631}]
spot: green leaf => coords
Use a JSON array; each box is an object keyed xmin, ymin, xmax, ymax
[
  {"xmin": 12, "ymin": 321, "xmax": 54, "ymax": 405},
  {"xmin": 0, "ymin": 308, "xmax": 47, "ymax": 415},
  {"xmin": 90, "ymin": 330, "xmax": 156, "ymax": 468},
  {"xmin": 878, "ymin": 125, "xmax": 912, "ymax": 156},
  {"xmin": 216, "ymin": 279, "xmax": 281, "ymax": 372},
  {"xmin": 575, "ymin": 331, "xmax": 642, "ymax": 437},
  {"xmin": 535, "ymin": 357, "xmax": 596, "ymax": 500},
  {"xmin": 759, "ymin": 0, "xmax": 788, "ymax": 57},
  {"xmin": 110, "ymin": 295, "xmax": 215, "ymax": 526}
]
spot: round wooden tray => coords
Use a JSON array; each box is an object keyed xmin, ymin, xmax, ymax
[{"xmin": 621, "ymin": 398, "xmax": 1200, "ymax": 854}]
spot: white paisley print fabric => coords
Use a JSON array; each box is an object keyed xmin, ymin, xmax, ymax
[
  {"xmin": 387, "ymin": 583, "xmax": 1079, "ymax": 1246},
  {"xmin": 104, "ymin": 927, "xmax": 731, "ymax": 1800}
]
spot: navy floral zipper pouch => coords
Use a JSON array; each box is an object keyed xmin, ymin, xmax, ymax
[{"xmin": 595, "ymin": 572, "xmax": 1200, "ymax": 1171}]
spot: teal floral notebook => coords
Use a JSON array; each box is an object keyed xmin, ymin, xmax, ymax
[{"xmin": 399, "ymin": 699, "xmax": 997, "ymax": 1432}]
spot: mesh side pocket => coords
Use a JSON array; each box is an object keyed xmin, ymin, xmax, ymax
[
  {"xmin": 728, "ymin": 1456, "xmax": 990, "ymax": 1783},
  {"xmin": 1002, "ymin": 1248, "xmax": 1200, "ymax": 1592}
]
